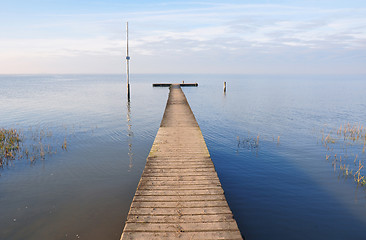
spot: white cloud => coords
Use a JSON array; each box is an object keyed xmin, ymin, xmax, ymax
[
  {"xmin": 0, "ymin": 37, "xmax": 122, "ymax": 57},
  {"xmin": 1, "ymin": 2, "xmax": 366, "ymax": 74}
]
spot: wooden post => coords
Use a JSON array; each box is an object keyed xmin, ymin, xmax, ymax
[{"xmin": 126, "ymin": 22, "xmax": 131, "ymax": 101}]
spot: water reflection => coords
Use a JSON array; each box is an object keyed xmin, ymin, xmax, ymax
[{"xmin": 126, "ymin": 99, "xmax": 134, "ymax": 171}]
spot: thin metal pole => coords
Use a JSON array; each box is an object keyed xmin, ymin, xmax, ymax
[{"xmin": 126, "ymin": 21, "xmax": 131, "ymax": 100}]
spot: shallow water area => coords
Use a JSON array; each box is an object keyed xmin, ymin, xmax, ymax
[{"xmin": 1, "ymin": 74, "xmax": 366, "ymax": 239}]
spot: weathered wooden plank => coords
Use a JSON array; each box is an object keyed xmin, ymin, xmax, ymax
[
  {"xmin": 147, "ymin": 154, "xmax": 211, "ymax": 159},
  {"xmin": 131, "ymin": 200, "xmax": 229, "ymax": 208},
  {"xmin": 142, "ymin": 168, "xmax": 216, "ymax": 173},
  {"xmin": 145, "ymin": 162, "xmax": 214, "ymax": 167},
  {"xmin": 128, "ymin": 207, "xmax": 234, "ymax": 216},
  {"xmin": 138, "ymin": 180, "xmax": 222, "ymax": 186},
  {"xmin": 146, "ymin": 160, "xmax": 212, "ymax": 164},
  {"xmin": 144, "ymin": 167, "xmax": 216, "ymax": 171},
  {"xmin": 124, "ymin": 221, "xmax": 240, "ymax": 232},
  {"xmin": 139, "ymin": 176, "xmax": 219, "ymax": 181},
  {"xmin": 132, "ymin": 195, "xmax": 226, "ymax": 202},
  {"xmin": 141, "ymin": 173, "xmax": 217, "ymax": 178},
  {"xmin": 147, "ymin": 155, "xmax": 212, "ymax": 162},
  {"xmin": 126, "ymin": 214, "xmax": 236, "ymax": 223},
  {"xmin": 145, "ymin": 163, "xmax": 214, "ymax": 168},
  {"xmin": 137, "ymin": 185, "xmax": 222, "ymax": 191},
  {"xmin": 121, "ymin": 231, "xmax": 242, "ymax": 240},
  {"xmin": 146, "ymin": 159, "xmax": 212, "ymax": 163},
  {"xmin": 135, "ymin": 189, "xmax": 224, "ymax": 196},
  {"xmin": 144, "ymin": 165, "xmax": 213, "ymax": 169}
]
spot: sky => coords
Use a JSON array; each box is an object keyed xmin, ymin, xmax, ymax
[{"xmin": 0, "ymin": 0, "xmax": 365, "ymax": 74}]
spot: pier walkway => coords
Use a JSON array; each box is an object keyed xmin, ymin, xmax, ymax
[{"xmin": 121, "ymin": 84, "xmax": 242, "ymax": 239}]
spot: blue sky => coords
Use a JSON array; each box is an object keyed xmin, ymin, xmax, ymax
[{"xmin": 1, "ymin": 0, "xmax": 365, "ymax": 74}]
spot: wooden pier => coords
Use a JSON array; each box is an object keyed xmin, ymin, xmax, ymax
[{"xmin": 120, "ymin": 84, "xmax": 242, "ymax": 239}]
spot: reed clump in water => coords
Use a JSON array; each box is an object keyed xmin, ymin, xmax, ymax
[
  {"xmin": 62, "ymin": 138, "xmax": 67, "ymax": 150},
  {"xmin": 0, "ymin": 126, "xmax": 69, "ymax": 170},
  {"xmin": 237, "ymin": 136, "xmax": 259, "ymax": 150},
  {"xmin": 237, "ymin": 133, "xmax": 283, "ymax": 151},
  {"xmin": 0, "ymin": 128, "xmax": 22, "ymax": 166},
  {"xmin": 321, "ymin": 123, "xmax": 366, "ymax": 187}
]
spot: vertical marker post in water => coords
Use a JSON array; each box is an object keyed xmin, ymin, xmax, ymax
[{"xmin": 126, "ymin": 22, "xmax": 131, "ymax": 101}]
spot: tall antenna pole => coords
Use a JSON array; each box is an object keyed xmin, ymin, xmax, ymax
[{"xmin": 126, "ymin": 21, "xmax": 131, "ymax": 100}]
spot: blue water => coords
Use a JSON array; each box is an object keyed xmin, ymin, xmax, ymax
[{"xmin": 1, "ymin": 74, "xmax": 366, "ymax": 239}]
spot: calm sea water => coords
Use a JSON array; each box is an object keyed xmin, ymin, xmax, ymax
[{"xmin": 1, "ymin": 74, "xmax": 366, "ymax": 239}]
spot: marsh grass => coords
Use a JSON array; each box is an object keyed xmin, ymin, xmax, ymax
[
  {"xmin": 62, "ymin": 138, "xmax": 67, "ymax": 150},
  {"xmin": 0, "ymin": 128, "xmax": 21, "ymax": 167},
  {"xmin": 321, "ymin": 123, "xmax": 366, "ymax": 187},
  {"xmin": 237, "ymin": 136, "xmax": 259, "ymax": 150},
  {"xmin": 0, "ymin": 126, "xmax": 69, "ymax": 171},
  {"xmin": 236, "ymin": 134, "xmax": 281, "ymax": 153}
]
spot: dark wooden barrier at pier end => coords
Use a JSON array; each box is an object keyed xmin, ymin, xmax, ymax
[{"xmin": 153, "ymin": 83, "xmax": 198, "ymax": 87}]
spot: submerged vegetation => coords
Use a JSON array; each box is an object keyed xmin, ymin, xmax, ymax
[
  {"xmin": 0, "ymin": 126, "xmax": 69, "ymax": 171},
  {"xmin": 0, "ymin": 129, "xmax": 21, "ymax": 166},
  {"xmin": 237, "ymin": 135, "xmax": 260, "ymax": 150},
  {"xmin": 236, "ymin": 134, "xmax": 280, "ymax": 152},
  {"xmin": 321, "ymin": 123, "xmax": 366, "ymax": 187}
]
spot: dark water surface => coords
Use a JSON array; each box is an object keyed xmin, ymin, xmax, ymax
[{"xmin": 1, "ymin": 74, "xmax": 366, "ymax": 239}]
